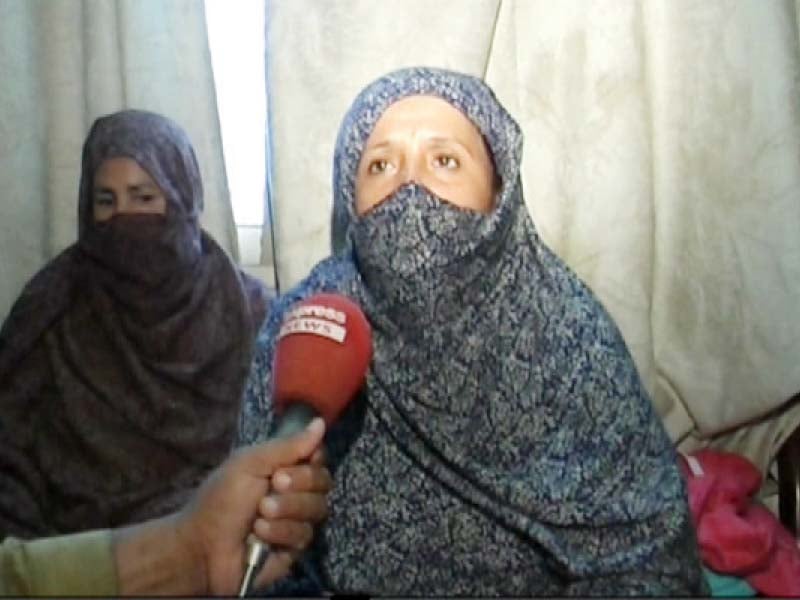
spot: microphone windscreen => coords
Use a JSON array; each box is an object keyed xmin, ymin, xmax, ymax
[{"xmin": 272, "ymin": 293, "xmax": 372, "ymax": 425}]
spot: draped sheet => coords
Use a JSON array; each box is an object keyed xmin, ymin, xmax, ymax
[{"xmin": 264, "ymin": 0, "xmax": 800, "ymax": 472}]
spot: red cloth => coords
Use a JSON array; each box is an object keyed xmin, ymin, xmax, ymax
[{"xmin": 679, "ymin": 449, "xmax": 800, "ymax": 596}]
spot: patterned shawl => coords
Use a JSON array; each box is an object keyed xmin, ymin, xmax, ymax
[
  {"xmin": 0, "ymin": 110, "xmax": 269, "ymax": 538},
  {"xmin": 238, "ymin": 68, "xmax": 706, "ymax": 596}
]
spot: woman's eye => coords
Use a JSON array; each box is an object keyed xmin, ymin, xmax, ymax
[
  {"xmin": 367, "ymin": 159, "xmax": 389, "ymax": 175},
  {"xmin": 434, "ymin": 155, "xmax": 459, "ymax": 170},
  {"xmin": 93, "ymin": 196, "xmax": 113, "ymax": 207},
  {"xmin": 137, "ymin": 195, "xmax": 156, "ymax": 203}
]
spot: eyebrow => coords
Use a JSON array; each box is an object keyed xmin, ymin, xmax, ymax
[
  {"xmin": 364, "ymin": 135, "xmax": 476, "ymax": 158},
  {"xmin": 362, "ymin": 140, "xmax": 391, "ymax": 153},
  {"xmin": 426, "ymin": 136, "xmax": 475, "ymax": 159},
  {"xmin": 93, "ymin": 182, "xmax": 158, "ymax": 193}
]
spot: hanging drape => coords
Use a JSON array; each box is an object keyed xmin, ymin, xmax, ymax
[
  {"xmin": 264, "ymin": 0, "xmax": 800, "ymax": 474},
  {"xmin": 0, "ymin": 0, "xmax": 237, "ymax": 321}
]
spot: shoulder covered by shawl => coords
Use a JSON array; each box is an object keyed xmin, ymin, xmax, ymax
[
  {"xmin": 0, "ymin": 247, "xmax": 80, "ymax": 380},
  {"xmin": 238, "ymin": 255, "xmax": 358, "ymax": 443}
]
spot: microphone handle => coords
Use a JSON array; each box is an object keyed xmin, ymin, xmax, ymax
[
  {"xmin": 271, "ymin": 402, "xmax": 319, "ymax": 439},
  {"xmin": 238, "ymin": 402, "xmax": 320, "ymax": 596}
]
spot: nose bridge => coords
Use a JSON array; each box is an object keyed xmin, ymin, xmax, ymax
[
  {"xmin": 400, "ymin": 138, "xmax": 424, "ymax": 185},
  {"xmin": 401, "ymin": 160, "xmax": 416, "ymax": 184},
  {"xmin": 115, "ymin": 192, "xmax": 131, "ymax": 214}
]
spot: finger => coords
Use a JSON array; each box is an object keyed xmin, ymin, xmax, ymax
[
  {"xmin": 253, "ymin": 548, "xmax": 297, "ymax": 590},
  {"xmin": 272, "ymin": 464, "xmax": 333, "ymax": 493},
  {"xmin": 252, "ymin": 517, "xmax": 314, "ymax": 551},
  {"xmin": 260, "ymin": 492, "xmax": 329, "ymax": 523},
  {"xmin": 309, "ymin": 447, "xmax": 327, "ymax": 466},
  {"xmin": 239, "ymin": 418, "xmax": 326, "ymax": 478}
]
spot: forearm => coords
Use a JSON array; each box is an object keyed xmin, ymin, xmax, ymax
[
  {"xmin": 0, "ymin": 529, "xmax": 116, "ymax": 596},
  {"xmin": 112, "ymin": 514, "xmax": 206, "ymax": 595}
]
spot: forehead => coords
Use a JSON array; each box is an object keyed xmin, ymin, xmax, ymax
[
  {"xmin": 366, "ymin": 95, "xmax": 485, "ymax": 145},
  {"xmin": 92, "ymin": 157, "xmax": 157, "ymax": 186}
]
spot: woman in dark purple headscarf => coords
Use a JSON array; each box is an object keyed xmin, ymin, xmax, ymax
[{"xmin": 0, "ymin": 110, "xmax": 270, "ymax": 539}]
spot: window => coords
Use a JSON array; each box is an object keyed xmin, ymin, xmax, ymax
[{"xmin": 204, "ymin": 0, "xmax": 273, "ymax": 276}]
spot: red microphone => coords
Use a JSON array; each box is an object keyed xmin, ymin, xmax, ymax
[
  {"xmin": 269, "ymin": 292, "xmax": 373, "ymax": 438},
  {"xmin": 239, "ymin": 293, "xmax": 372, "ymax": 596}
]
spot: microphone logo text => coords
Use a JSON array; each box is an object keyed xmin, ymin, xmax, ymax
[{"xmin": 278, "ymin": 304, "xmax": 348, "ymax": 344}]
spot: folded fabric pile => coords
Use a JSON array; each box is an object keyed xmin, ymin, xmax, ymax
[{"xmin": 679, "ymin": 449, "xmax": 800, "ymax": 596}]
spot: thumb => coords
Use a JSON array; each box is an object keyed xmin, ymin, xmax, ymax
[{"xmin": 241, "ymin": 417, "xmax": 326, "ymax": 477}]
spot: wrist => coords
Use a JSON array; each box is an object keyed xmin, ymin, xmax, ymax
[
  {"xmin": 112, "ymin": 513, "xmax": 207, "ymax": 595},
  {"xmin": 172, "ymin": 508, "xmax": 210, "ymax": 593}
]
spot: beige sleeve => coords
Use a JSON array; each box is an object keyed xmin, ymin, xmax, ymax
[{"xmin": 0, "ymin": 529, "xmax": 117, "ymax": 596}]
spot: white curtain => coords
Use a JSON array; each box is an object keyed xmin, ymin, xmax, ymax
[
  {"xmin": 0, "ymin": 0, "xmax": 237, "ymax": 321},
  {"xmin": 264, "ymin": 0, "xmax": 800, "ymax": 474}
]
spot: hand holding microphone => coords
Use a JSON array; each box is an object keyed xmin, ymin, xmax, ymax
[{"xmin": 238, "ymin": 293, "xmax": 373, "ymax": 596}]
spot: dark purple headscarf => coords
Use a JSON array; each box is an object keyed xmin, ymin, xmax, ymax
[{"xmin": 0, "ymin": 110, "xmax": 270, "ymax": 538}]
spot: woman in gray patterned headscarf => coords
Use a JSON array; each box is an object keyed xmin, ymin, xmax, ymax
[
  {"xmin": 0, "ymin": 110, "xmax": 270, "ymax": 539},
  {"xmin": 238, "ymin": 67, "xmax": 707, "ymax": 596}
]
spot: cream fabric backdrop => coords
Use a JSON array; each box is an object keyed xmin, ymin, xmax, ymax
[
  {"xmin": 0, "ymin": 0, "xmax": 237, "ymax": 321},
  {"xmin": 265, "ymin": 0, "xmax": 800, "ymax": 474}
]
